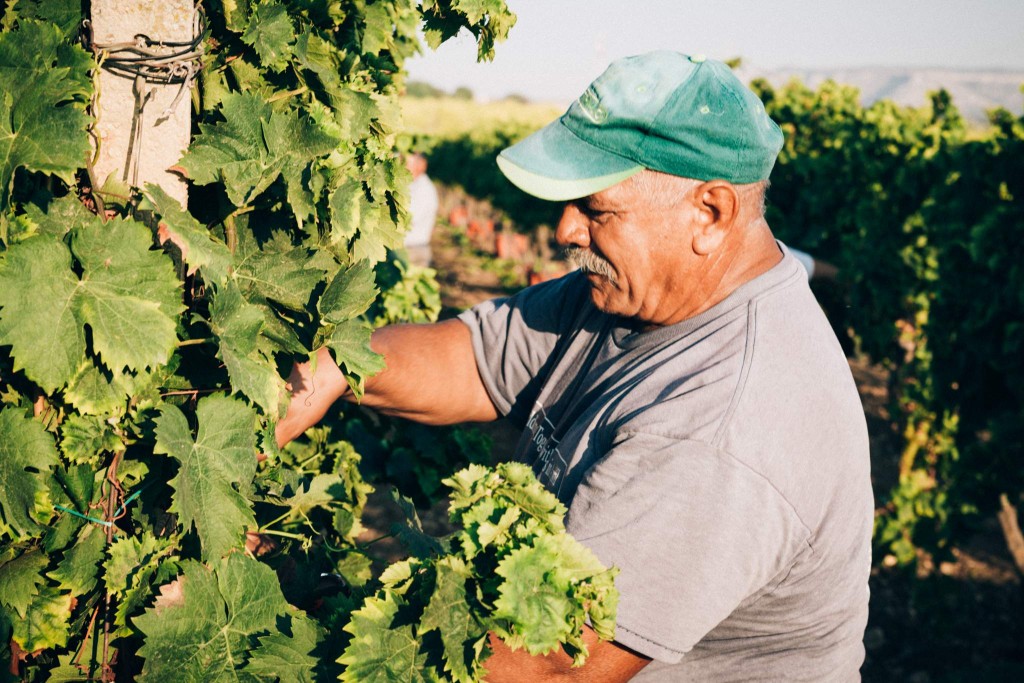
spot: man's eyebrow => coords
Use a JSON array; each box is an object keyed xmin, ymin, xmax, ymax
[{"xmin": 578, "ymin": 197, "xmax": 619, "ymax": 213}]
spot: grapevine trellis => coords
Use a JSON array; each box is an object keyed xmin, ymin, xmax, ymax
[{"xmin": 0, "ymin": 1, "xmax": 619, "ymax": 680}]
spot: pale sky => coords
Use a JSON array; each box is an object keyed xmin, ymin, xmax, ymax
[{"xmin": 406, "ymin": 0, "xmax": 1024, "ymax": 104}]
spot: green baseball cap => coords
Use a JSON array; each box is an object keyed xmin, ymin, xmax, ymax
[{"xmin": 496, "ymin": 51, "xmax": 784, "ymax": 201}]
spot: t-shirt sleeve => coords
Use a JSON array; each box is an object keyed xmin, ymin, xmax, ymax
[
  {"xmin": 564, "ymin": 432, "xmax": 811, "ymax": 663},
  {"xmin": 457, "ymin": 273, "xmax": 590, "ymax": 426}
]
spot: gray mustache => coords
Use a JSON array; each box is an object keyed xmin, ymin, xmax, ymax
[{"xmin": 563, "ymin": 246, "xmax": 618, "ymax": 285}]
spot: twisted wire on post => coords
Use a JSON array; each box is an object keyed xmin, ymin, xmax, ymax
[{"xmin": 83, "ymin": 5, "xmax": 208, "ymax": 185}]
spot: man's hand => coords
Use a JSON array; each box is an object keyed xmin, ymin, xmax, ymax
[
  {"xmin": 483, "ymin": 626, "xmax": 650, "ymax": 682},
  {"xmin": 275, "ymin": 346, "xmax": 349, "ymax": 448}
]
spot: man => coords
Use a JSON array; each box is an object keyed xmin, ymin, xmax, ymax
[
  {"xmin": 402, "ymin": 152, "xmax": 440, "ymax": 267},
  {"xmin": 278, "ymin": 51, "xmax": 873, "ymax": 681}
]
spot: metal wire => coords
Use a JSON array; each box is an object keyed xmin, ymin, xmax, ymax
[{"xmin": 84, "ymin": 4, "xmax": 207, "ymax": 185}]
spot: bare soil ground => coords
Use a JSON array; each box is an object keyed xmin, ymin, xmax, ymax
[{"xmin": 358, "ymin": 213, "xmax": 1024, "ymax": 682}]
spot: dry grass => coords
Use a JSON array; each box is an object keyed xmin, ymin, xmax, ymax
[{"xmin": 399, "ymin": 96, "xmax": 562, "ymax": 138}]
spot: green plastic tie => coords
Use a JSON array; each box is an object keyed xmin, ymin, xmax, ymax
[{"xmin": 52, "ymin": 504, "xmax": 112, "ymax": 527}]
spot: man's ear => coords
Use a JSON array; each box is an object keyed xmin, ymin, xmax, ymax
[{"xmin": 690, "ymin": 181, "xmax": 739, "ymax": 255}]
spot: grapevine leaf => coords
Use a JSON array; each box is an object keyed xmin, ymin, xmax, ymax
[
  {"xmin": 234, "ymin": 245, "xmax": 329, "ymax": 312},
  {"xmin": 335, "ymin": 552, "xmax": 373, "ymax": 588},
  {"xmin": 179, "ymin": 92, "xmax": 276, "ymax": 205},
  {"xmin": 265, "ymin": 473, "xmax": 347, "ymax": 516},
  {"xmin": 24, "ymin": 195, "xmax": 96, "ymax": 239},
  {"xmin": 338, "ymin": 592, "xmax": 434, "ymax": 683},
  {"xmin": 328, "ymin": 179, "xmax": 364, "ymax": 244},
  {"xmin": 146, "ymin": 184, "xmax": 233, "ymax": 285},
  {"xmin": 12, "ymin": 585, "xmax": 72, "ymax": 652},
  {"xmin": 389, "ymin": 490, "xmax": 445, "ymax": 559},
  {"xmin": 0, "ymin": 237, "xmax": 84, "ymax": 392},
  {"xmin": 350, "ymin": 203, "xmax": 404, "ymax": 264},
  {"xmin": 492, "ymin": 536, "xmax": 574, "ymax": 655},
  {"xmin": 46, "ymin": 523, "xmax": 106, "ymax": 597},
  {"xmin": 5, "ymin": 0, "xmax": 83, "ymax": 35},
  {"xmin": 105, "ymin": 531, "xmax": 170, "ymax": 595},
  {"xmin": 180, "ymin": 92, "xmax": 337, "ymax": 206},
  {"xmin": 418, "ymin": 557, "xmax": 487, "ymax": 683},
  {"xmin": 106, "ymin": 532, "xmax": 176, "ymax": 636},
  {"xmin": 59, "ymin": 413, "xmax": 122, "ymax": 465},
  {"xmin": 0, "ymin": 408, "xmax": 58, "ymax": 538},
  {"xmin": 64, "ymin": 361, "xmax": 125, "ymax": 416},
  {"xmin": 71, "ymin": 216, "xmax": 183, "ymax": 373},
  {"xmin": 210, "ymin": 282, "xmax": 284, "ymax": 416},
  {"xmin": 360, "ymin": 2, "xmax": 393, "ymax": 56},
  {"xmin": 325, "ymin": 319, "xmax": 386, "ymax": 400},
  {"xmin": 135, "ymin": 554, "xmax": 291, "ymax": 682},
  {"xmin": 0, "ymin": 21, "xmax": 91, "ymax": 218},
  {"xmin": 244, "ymin": 613, "xmax": 321, "ymax": 683},
  {"xmin": 154, "ymin": 396, "xmax": 258, "ymax": 560},
  {"xmin": 0, "ymin": 549, "xmax": 49, "ymax": 618},
  {"xmin": 318, "ymin": 260, "xmax": 378, "ymax": 324},
  {"xmin": 241, "ymin": 1, "xmax": 295, "ymax": 73},
  {"xmin": 0, "ymin": 218, "xmax": 184, "ymax": 392},
  {"xmin": 220, "ymin": 0, "xmax": 255, "ymax": 31}
]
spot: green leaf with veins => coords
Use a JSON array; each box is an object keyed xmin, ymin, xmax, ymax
[
  {"xmin": 324, "ymin": 318, "xmax": 386, "ymax": 400},
  {"xmin": 3, "ymin": 0, "xmax": 83, "ymax": 35},
  {"xmin": 242, "ymin": 1, "xmax": 295, "ymax": 73},
  {"xmin": 328, "ymin": 179, "xmax": 364, "ymax": 244},
  {"xmin": 135, "ymin": 554, "xmax": 299, "ymax": 682},
  {"xmin": 179, "ymin": 92, "xmax": 338, "ymax": 206},
  {"xmin": 12, "ymin": 585, "xmax": 72, "ymax": 652},
  {"xmin": 23, "ymin": 195, "xmax": 97, "ymax": 239},
  {"xmin": 0, "ymin": 548, "xmax": 49, "ymax": 618},
  {"xmin": 106, "ymin": 532, "xmax": 171, "ymax": 596},
  {"xmin": 0, "ymin": 408, "xmax": 58, "ymax": 539},
  {"xmin": 0, "ymin": 20, "xmax": 92, "ymax": 219},
  {"xmin": 0, "ymin": 238, "xmax": 84, "ymax": 393},
  {"xmin": 360, "ymin": 2, "xmax": 393, "ymax": 56},
  {"xmin": 350, "ymin": 202, "xmax": 405, "ymax": 263},
  {"xmin": 46, "ymin": 523, "xmax": 106, "ymax": 597},
  {"xmin": 0, "ymin": 216, "xmax": 183, "ymax": 392},
  {"xmin": 154, "ymin": 396, "xmax": 258, "ymax": 561},
  {"xmin": 234, "ymin": 244, "xmax": 329, "ymax": 312},
  {"xmin": 64, "ymin": 360, "xmax": 126, "ymax": 415},
  {"xmin": 60, "ymin": 413, "xmax": 123, "ymax": 465},
  {"xmin": 243, "ymin": 613, "xmax": 321, "ymax": 683},
  {"xmin": 318, "ymin": 261, "xmax": 378, "ymax": 324},
  {"xmin": 210, "ymin": 282, "xmax": 284, "ymax": 416},
  {"xmin": 145, "ymin": 184, "xmax": 233, "ymax": 285},
  {"xmin": 338, "ymin": 592, "xmax": 435, "ymax": 683},
  {"xmin": 418, "ymin": 557, "xmax": 488, "ymax": 683}
]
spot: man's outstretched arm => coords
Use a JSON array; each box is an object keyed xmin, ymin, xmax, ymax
[
  {"xmin": 275, "ymin": 318, "xmax": 499, "ymax": 446},
  {"xmin": 483, "ymin": 625, "xmax": 650, "ymax": 682}
]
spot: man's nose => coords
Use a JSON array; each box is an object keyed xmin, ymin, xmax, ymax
[{"xmin": 554, "ymin": 203, "xmax": 591, "ymax": 248}]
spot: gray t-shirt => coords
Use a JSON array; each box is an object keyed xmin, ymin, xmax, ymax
[{"xmin": 458, "ymin": 248, "xmax": 873, "ymax": 682}]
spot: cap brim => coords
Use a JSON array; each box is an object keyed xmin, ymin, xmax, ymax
[{"xmin": 497, "ymin": 120, "xmax": 643, "ymax": 201}]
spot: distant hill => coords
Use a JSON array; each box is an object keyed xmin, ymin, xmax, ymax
[{"xmin": 735, "ymin": 66, "xmax": 1024, "ymax": 123}]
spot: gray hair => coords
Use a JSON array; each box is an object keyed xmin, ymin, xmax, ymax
[{"xmin": 626, "ymin": 169, "xmax": 769, "ymax": 216}]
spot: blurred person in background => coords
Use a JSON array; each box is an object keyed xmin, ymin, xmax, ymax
[{"xmin": 403, "ymin": 151, "xmax": 439, "ymax": 267}]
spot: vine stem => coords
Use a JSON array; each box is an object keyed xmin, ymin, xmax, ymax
[
  {"xmin": 359, "ymin": 532, "xmax": 396, "ymax": 548},
  {"xmin": 217, "ymin": 205, "xmax": 254, "ymax": 254},
  {"xmin": 266, "ymin": 85, "xmax": 308, "ymax": 103},
  {"xmin": 258, "ymin": 510, "xmax": 294, "ymax": 532},
  {"xmin": 100, "ymin": 449, "xmax": 124, "ymax": 682},
  {"xmin": 159, "ymin": 387, "xmax": 226, "ymax": 398},
  {"xmin": 72, "ymin": 603, "xmax": 102, "ymax": 669},
  {"xmin": 259, "ymin": 529, "xmax": 306, "ymax": 541},
  {"xmin": 176, "ymin": 337, "xmax": 215, "ymax": 347}
]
